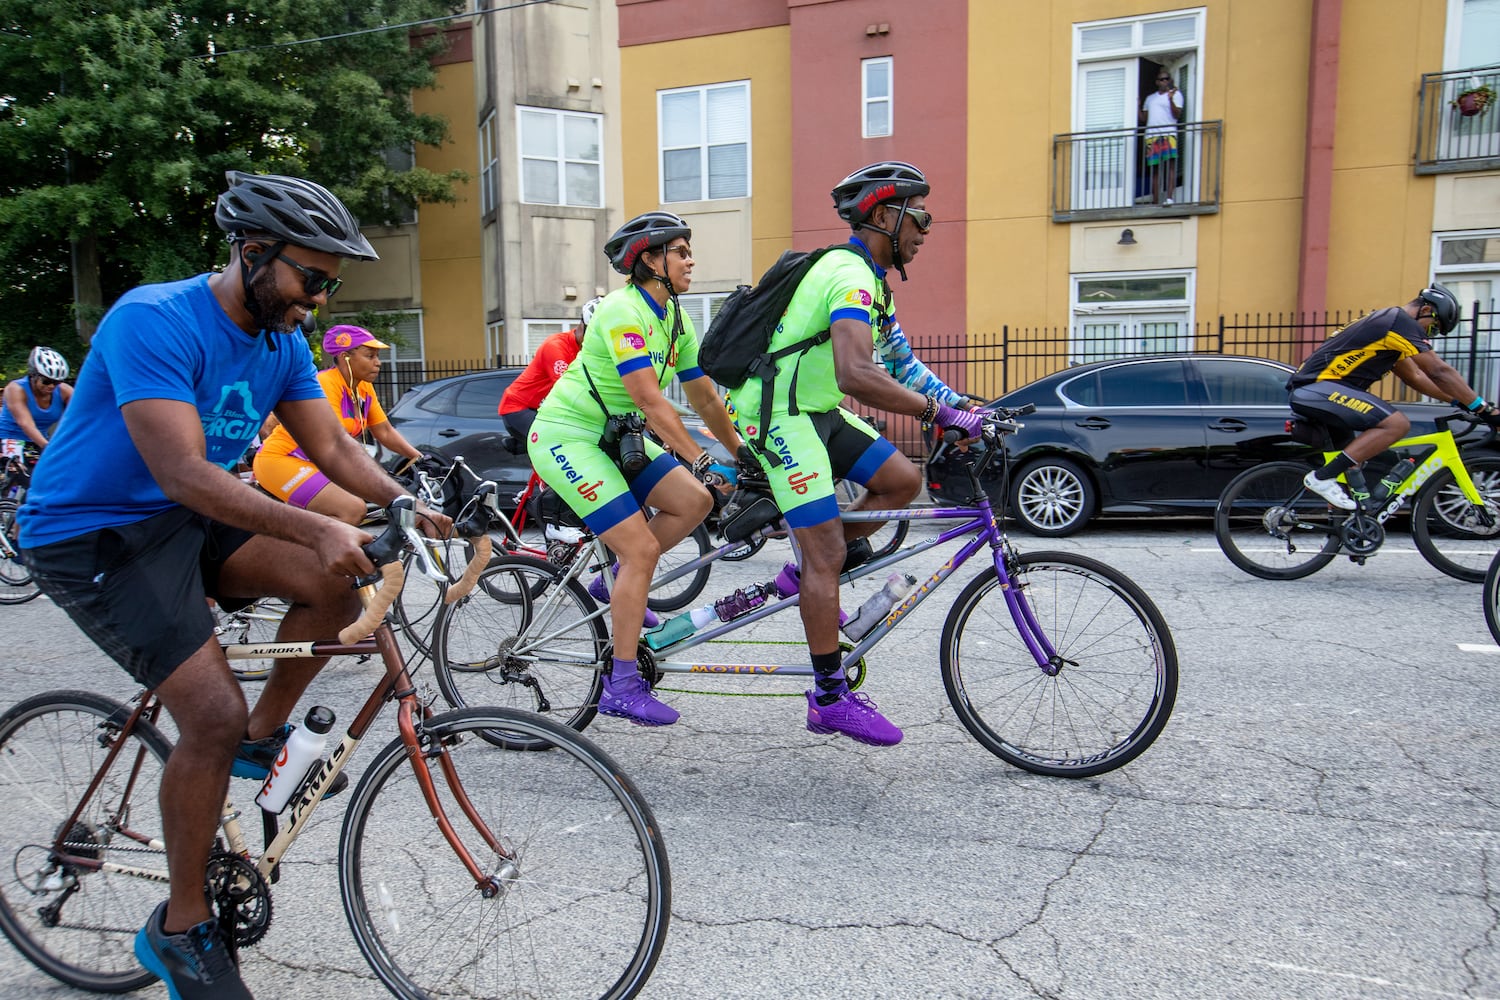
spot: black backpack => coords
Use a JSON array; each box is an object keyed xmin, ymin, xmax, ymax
[{"xmin": 699, "ymin": 243, "xmax": 882, "ymax": 456}]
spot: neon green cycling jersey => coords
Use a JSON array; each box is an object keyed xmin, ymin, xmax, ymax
[
  {"xmin": 538, "ymin": 284, "xmax": 703, "ymax": 430},
  {"xmin": 741, "ymin": 245, "xmax": 891, "ymax": 419}
]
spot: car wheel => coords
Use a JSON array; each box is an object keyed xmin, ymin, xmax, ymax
[{"xmin": 1009, "ymin": 457, "xmax": 1096, "ymax": 536}]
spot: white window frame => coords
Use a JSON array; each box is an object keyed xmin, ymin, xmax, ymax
[
  {"xmin": 522, "ymin": 319, "xmax": 568, "ymax": 358},
  {"xmin": 1069, "ymin": 269, "xmax": 1196, "ymax": 363},
  {"xmin": 516, "ymin": 106, "xmax": 604, "ymax": 207},
  {"xmin": 478, "ymin": 111, "xmax": 498, "ymax": 216},
  {"xmin": 862, "ymin": 57, "xmax": 893, "ymax": 138},
  {"xmin": 486, "ymin": 321, "xmax": 505, "ymax": 365},
  {"xmin": 657, "ymin": 81, "xmax": 752, "ymax": 203}
]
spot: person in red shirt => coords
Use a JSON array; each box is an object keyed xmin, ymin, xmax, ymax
[{"xmin": 499, "ymin": 297, "xmax": 598, "ymax": 441}]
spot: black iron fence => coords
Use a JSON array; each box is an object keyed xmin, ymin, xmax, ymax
[{"xmin": 376, "ymin": 304, "xmax": 1500, "ymax": 460}]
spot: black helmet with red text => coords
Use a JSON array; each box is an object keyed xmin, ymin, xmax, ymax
[
  {"xmin": 1417, "ymin": 283, "xmax": 1461, "ymax": 335},
  {"xmin": 604, "ymin": 212, "xmax": 691, "ymax": 275},
  {"xmin": 831, "ymin": 161, "xmax": 930, "ymax": 227}
]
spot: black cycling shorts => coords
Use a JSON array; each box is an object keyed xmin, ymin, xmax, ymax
[
  {"xmin": 1288, "ymin": 382, "xmax": 1397, "ymax": 437},
  {"xmin": 23, "ymin": 507, "xmax": 254, "ymax": 689}
]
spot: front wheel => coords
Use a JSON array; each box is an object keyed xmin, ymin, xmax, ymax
[
  {"xmin": 0, "ymin": 499, "xmax": 40, "ymax": 604},
  {"xmin": 1411, "ymin": 457, "xmax": 1500, "ymax": 583},
  {"xmin": 939, "ymin": 552, "xmax": 1177, "ymax": 777},
  {"xmin": 1484, "ymin": 552, "xmax": 1500, "ymax": 645},
  {"xmin": 339, "ymin": 707, "xmax": 670, "ymax": 1000},
  {"xmin": 1214, "ymin": 461, "xmax": 1340, "ymax": 580},
  {"xmin": 0, "ymin": 691, "xmax": 172, "ymax": 992}
]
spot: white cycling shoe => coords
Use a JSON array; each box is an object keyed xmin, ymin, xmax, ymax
[{"xmin": 1302, "ymin": 470, "xmax": 1357, "ymax": 510}]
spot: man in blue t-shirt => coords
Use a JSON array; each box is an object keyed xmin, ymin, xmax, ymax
[{"xmin": 20, "ymin": 172, "xmax": 449, "ymax": 1000}]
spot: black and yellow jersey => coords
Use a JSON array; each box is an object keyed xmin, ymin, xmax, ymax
[{"xmin": 1286, "ymin": 307, "xmax": 1432, "ymax": 391}]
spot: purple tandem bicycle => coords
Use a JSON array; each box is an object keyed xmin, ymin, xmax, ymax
[{"xmin": 431, "ymin": 407, "xmax": 1179, "ymax": 778}]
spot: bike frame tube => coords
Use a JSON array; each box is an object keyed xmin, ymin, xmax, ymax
[{"xmin": 1328, "ymin": 428, "xmax": 1484, "ymax": 502}]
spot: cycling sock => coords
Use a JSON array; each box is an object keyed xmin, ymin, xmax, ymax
[
  {"xmin": 1315, "ymin": 452, "xmax": 1356, "ymax": 480},
  {"xmin": 812, "ymin": 650, "xmax": 845, "ymax": 706},
  {"xmin": 1344, "ymin": 467, "xmax": 1370, "ymax": 503},
  {"xmin": 610, "ymin": 655, "xmax": 638, "ymax": 681}
]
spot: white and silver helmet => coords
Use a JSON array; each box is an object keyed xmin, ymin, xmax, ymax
[{"xmin": 27, "ymin": 346, "xmax": 69, "ymax": 381}]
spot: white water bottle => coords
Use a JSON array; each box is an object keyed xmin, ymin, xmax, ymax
[
  {"xmin": 842, "ymin": 573, "xmax": 917, "ymax": 641},
  {"xmin": 255, "ymin": 706, "xmax": 335, "ymax": 814}
]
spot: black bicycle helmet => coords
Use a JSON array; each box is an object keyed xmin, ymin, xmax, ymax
[
  {"xmin": 1417, "ymin": 283, "xmax": 1461, "ymax": 335},
  {"xmin": 604, "ymin": 212, "xmax": 691, "ymax": 275},
  {"xmin": 215, "ymin": 171, "xmax": 379, "ymax": 261},
  {"xmin": 831, "ymin": 161, "xmax": 930, "ymax": 227}
]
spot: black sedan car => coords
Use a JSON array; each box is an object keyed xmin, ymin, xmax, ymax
[
  {"xmin": 927, "ymin": 354, "xmax": 1480, "ymax": 537},
  {"xmin": 383, "ymin": 368, "xmax": 730, "ymax": 494}
]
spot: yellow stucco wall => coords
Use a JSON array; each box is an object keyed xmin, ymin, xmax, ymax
[
  {"xmin": 618, "ymin": 27, "xmax": 792, "ymax": 278},
  {"xmin": 413, "ymin": 57, "xmax": 483, "ymax": 361},
  {"xmin": 967, "ymin": 0, "xmax": 1451, "ymax": 335}
]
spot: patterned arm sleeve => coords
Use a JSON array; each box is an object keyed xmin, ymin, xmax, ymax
[{"xmin": 875, "ymin": 316, "xmax": 964, "ymax": 406}]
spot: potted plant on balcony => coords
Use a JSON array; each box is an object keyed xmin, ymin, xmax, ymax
[{"xmin": 1453, "ymin": 83, "xmax": 1496, "ymax": 117}]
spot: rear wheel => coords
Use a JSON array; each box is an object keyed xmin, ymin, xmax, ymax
[
  {"xmin": 645, "ymin": 524, "xmax": 712, "ymax": 612},
  {"xmin": 431, "ymin": 555, "xmax": 608, "ymax": 748},
  {"xmin": 1009, "ymin": 458, "xmax": 1096, "ymax": 536},
  {"xmin": 216, "ymin": 598, "xmax": 289, "ymax": 681},
  {"xmin": 1484, "ymin": 552, "xmax": 1500, "ymax": 645},
  {"xmin": 0, "ymin": 691, "xmax": 172, "ymax": 991},
  {"xmin": 1410, "ymin": 457, "xmax": 1500, "ymax": 583},
  {"xmin": 1214, "ymin": 461, "xmax": 1340, "ymax": 580},
  {"xmin": 835, "ymin": 479, "xmax": 910, "ymax": 558}
]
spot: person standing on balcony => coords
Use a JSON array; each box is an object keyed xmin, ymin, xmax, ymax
[{"xmin": 1141, "ymin": 68, "xmax": 1185, "ymax": 205}]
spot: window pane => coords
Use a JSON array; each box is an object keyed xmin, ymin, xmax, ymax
[
  {"xmin": 1094, "ymin": 361, "xmax": 1189, "ymax": 406},
  {"xmin": 865, "ymin": 59, "xmax": 890, "ymax": 99},
  {"xmin": 661, "ymin": 91, "xmax": 701, "ymax": 147},
  {"xmin": 416, "ymin": 382, "xmax": 459, "ymax": 416},
  {"xmin": 564, "ymin": 115, "xmax": 599, "ymax": 161},
  {"xmin": 866, "ymin": 100, "xmax": 891, "ymax": 137},
  {"xmin": 1079, "ymin": 23, "xmax": 1132, "ymax": 53},
  {"xmin": 664, "ymin": 148, "xmax": 702, "ymax": 202},
  {"xmin": 707, "ymin": 144, "xmax": 747, "ymax": 199},
  {"xmin": 1441, "ymin": 237, "xmax": 1500, "ymax": 265},
  {"xmin": 520, "ymin": 110, "xmax": 555, "ymax": 157},
  {"xmin": 454, "ymin": 378, "xmax": 509, "ymax": 419},
  {"xmin": 1075, "ymin": 276, "xmax": 1188, "ymax": 302},
  {"xmin": 706, "ymin": 85, "xmax": 748, "ymax": 144},
  {"xmin": 1141, "ymin": 15, "xmax": 1197, "ymax": 46},
  {"xmin": 1199, "ymin": 360, "xmax": 1291, "ymax": 406},
  {"xmin": 565, "ymin": 162, "xmax": 601, "ymax": 207},
  {"xmin": 523, "ymin": 159, "xmax": 559, "ymax": 204}
]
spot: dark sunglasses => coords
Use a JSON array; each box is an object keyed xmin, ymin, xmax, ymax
[
  {"xmin": 657, "ymin": 245, "xmax": 693, "ymax": 261},
  {"xmin": 275, "ymin": 252, "xmax": 343, "ymax": 297},
  {"xmin": 904, "ymin": 208, "xmax": 933, "ymax": 234},
  {"xmin": 33, "ymin": 377, "xmax": 59, "ymax": 387}
]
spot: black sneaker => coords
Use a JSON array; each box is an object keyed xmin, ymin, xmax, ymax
[
  {"xmin": 230, "ymin": 725, "xmax": 348, "ymax": 797},
  {"xmin": 134, "ymin": 901, "xmax": 253, "ymax": 999}
]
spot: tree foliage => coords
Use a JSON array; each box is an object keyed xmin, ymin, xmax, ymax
[{"xmin": 0, "ymin": 0, "xmax": 466, "ymax": 368}]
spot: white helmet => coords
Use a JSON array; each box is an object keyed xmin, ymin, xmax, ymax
[
  {"xmin": 581, "ymin": 296, "xmax": 603, "ymax": 327},
  {"xmin": 27, "ymin": 346, "xmax": 69, "ymax": 381}
]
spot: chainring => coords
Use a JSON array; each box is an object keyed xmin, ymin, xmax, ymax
[
  {"xmin": 1339, "ymin": 511, "xmax": 1385, "ymax": 555},
  {"xmin": 205, "ymin": 850, "xmax": 273, "ymax": 947}
]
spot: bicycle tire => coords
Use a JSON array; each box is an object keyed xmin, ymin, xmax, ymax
[
  {"xmin": 0, "ymin": 690, "xmax": 172, "ymax": 992},
  {"xmin": 392, "ymin": 538, "xmax": 482, "ymax": 657},
  {"xmin": 1411, "ymin": 457, "xmax": 1500, "ymax": 583},
  {"xmin": 217, "ymin": 597, "xmax": 290, "ymax": 681},
  {"xmin": 432, "ymin": 555, "xmax": 607, "ymax": 748},
  {"xmin": 645, "ymin": 523, "xmax": 712, "ymax": 612},
  {"xmin": 339, "ymin": 706, "xmax": 670, "ymax": 1000},
  {"xmin": 1485, "ymin": 551, "xmax": 1500, "ymax": 645},
  {"xmin": 721, "ymin": 532, "xmax": 766, "ymax": 562},
  {"xmin": 1213, "ymin": 461, "xmax": 1340, "ymax": 580},
  {"xmin": 0, "ymin": 499, "xmax": 40, "ymax": 604},
  {"xmin": 939, "ymin": 551, "xmax": 1178, "ymax": 778}
]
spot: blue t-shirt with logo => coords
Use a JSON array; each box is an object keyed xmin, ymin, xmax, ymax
[{"xmin": 20, "ymin": 274, "xmax": 324, "ymax": 547}]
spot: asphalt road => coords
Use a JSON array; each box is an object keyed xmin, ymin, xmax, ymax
[{"xmin": 3, "ymin": 518, "xmax": 1499, "ymax": 1000}]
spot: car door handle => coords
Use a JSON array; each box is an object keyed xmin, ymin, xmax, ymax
[
  {"xmin": 438, "ymin": 429, "xmax": 461, "ymax": 437},
  {"xmin": 1208, "ymin": 418, "xmax": 1248, "ymax": 433},
  {"xmin": 1075, "ymin": 416, "xmax": 1112, "ymax": 430}
]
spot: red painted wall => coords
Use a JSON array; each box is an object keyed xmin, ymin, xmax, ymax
[
  {"xmin": 789, "ymin": 0, "xmax": 968, "ymax": 341},
  {"xmin": 618, "ymin": 0, "xmax": 789, "ymax": 47}
]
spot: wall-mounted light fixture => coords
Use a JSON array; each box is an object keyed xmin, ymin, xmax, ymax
[{"xmin": 1117, "ymin": 228, "xmax": 1137, "ymax": 246}]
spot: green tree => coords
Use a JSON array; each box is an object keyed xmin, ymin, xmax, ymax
[{"xmin": 0, "ymin": 0, "xmax": 466, "ymax": 368}]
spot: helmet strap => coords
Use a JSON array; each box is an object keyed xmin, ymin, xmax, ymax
[
  {"xmin": 235, "ymin": 238, "xmax": 286, "ymax": 336},
  {"xmin": 857, "ymin": 199, "xmax": 912, "ymax": 282}
]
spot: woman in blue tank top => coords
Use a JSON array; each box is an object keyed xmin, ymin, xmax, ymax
[{"xmin": 0, "ymin": 346, "xmax": 73, "ymax": 460}]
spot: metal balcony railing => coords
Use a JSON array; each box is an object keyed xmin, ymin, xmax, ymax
[
  {"xmin": 1415, "ymin": 64, "xmax": 1500, "ymax": 174},
  {"xmin": 1051, "ymin": 119, "xmax": 1222, "ymax": 222}
]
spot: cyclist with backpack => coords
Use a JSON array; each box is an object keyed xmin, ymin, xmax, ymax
[
  {"xmin": 527, "ymin": 212, "xmax": 741, "ymax": 727},
  {"xmin": 723, "ymin": 160, "xmax": 981, "ymax": 747}
]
